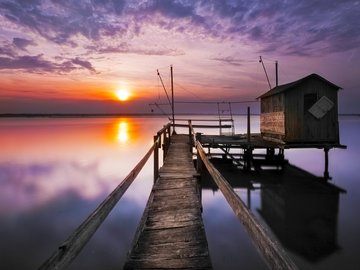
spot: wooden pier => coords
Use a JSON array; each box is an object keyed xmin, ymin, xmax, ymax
[
  {"xmin": 124, "ymin": 134, "xmax": 212, "ymax": 269},
  {"xmin": 38, "ymin": 122, "xmax": 299, "ymax": 270}
]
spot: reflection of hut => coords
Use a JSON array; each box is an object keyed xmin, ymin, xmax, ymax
[
  {"xmin": 258, "ymin": 165, "xmax": 344, "ymax": 262},
  {"xmin": 257, "ymin": 74, "xmax": 341, "ymax": 144}
]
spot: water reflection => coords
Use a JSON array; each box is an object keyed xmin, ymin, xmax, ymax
[
  {"xmin": 202, "ymin": 158, "xmax": 345, "ymax": 266},
  {"xmin": 117, "ymin": 120, "xmax": 129, "ymax": 143},
  {"xmin": 258, "ymin": 166, "xmax": 344, "ymax": 262},
  {"xmin": 0, "ymin": 116, "xmax": 164, "ymax": 269}
]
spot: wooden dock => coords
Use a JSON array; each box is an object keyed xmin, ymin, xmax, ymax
[
  {"xmin": 38, "ymin": 123, "xmax": 299, "ymax": 270},
  {"xmin": 124, "ymin": 134, "xmax": 212, "ymax": 269}
]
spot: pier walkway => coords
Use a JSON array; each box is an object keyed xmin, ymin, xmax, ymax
[
  {"xmin": 124, "ymin": 134, "xmax": 212, "ymax": 269},
  {"xmin": 38, "ymin": 123, "xmax": 297, "ymax": 270}
]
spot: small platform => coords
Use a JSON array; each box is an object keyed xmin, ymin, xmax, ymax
[
  {"xmin": 198, "ymin": 133, "xmax": 346, "ymax": 149},
  {"xmin": 124, "ymin": 134, "xmax": 212, "ymax": 269},
  {"xmin": 198, "ymin": 133, "xmax": 346, "ymax": 178}
]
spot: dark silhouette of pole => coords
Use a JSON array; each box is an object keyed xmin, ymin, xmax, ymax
[
  {"xmin": 247, "ymin": 106, "xmax": 251, "ymax": 143},
  {"xmin": 259, "ymin": 56, "xmax": 272, "ymax": 90},
  {"xmin": 170, "ymin": 65, "xmax": 175, "ymax": 133},
  {"xmin": 275, "ymin": 60, "xmax": 279, "ymax": 87}
]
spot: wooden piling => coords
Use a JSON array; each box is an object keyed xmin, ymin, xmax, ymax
[
  {"xmin": 324, "ymin": 147, "xmax": 330, "ymax": 179},
  {"xmin": 247, "ymin": 106, "xmax": 251, "ymax": 143},
  {"xmin": 154, "ymin": 135, "xmax": 159, "ymax": 183}
]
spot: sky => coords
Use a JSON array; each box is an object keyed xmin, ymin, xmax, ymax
[{"xmin": 0, "ymin": 0, "xmax": 359, "ymax": 114}]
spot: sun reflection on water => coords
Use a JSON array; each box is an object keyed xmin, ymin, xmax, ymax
[
  {"xmin": 117, "ymin": 121, "xmax": 129, "ymax": 143},
  {"xmin": 0, "ymin": 117, "xmax": 155, "ymax": 214}
]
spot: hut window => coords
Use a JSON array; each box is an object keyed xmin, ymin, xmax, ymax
[{"xmin": 304, "ymin": 93, "xmax": 317, "ymax": 113}]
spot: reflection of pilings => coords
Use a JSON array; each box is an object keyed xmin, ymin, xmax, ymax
[
  {"xmin": 247, "ymin": 188, "xmax": 251, "ymax": 209},
  {"xmin": 196, "ymin": 142, "xmax": 299, "ymax": 270},
  {"xmin": 259, "ymin": 173, "xmax": 343, "ymax": 262}
]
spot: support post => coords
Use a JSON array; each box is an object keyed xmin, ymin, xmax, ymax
[
  {"xmin": 275, "ymin": 60, "xmax": 279, "ymax": 87},
  {"xmin": 324, "ymin": 147, "xmax": 330, "ymax": 180},
  {"xmin": 244, "ymin": 147, "xmax": 253, "ymax": 171},
  {"xmin": 162, "ymin": 131, "xmax": 166, "ymax": 162},
  {"xmin": 247, "ymin": 106, "xmax": 251, "ymax": 143},
  {"xmin": 157, "ymin": 131, "xmax": 162, "ymax": 149},
  {"xmin": 195, "ymin": 145, "xmax": 203, "ymax": 212},
  {"xmin": 167, "ymin": 125, "xmax": 171, "ymax": 143},
  {"xmin": 247, "ymin": 188, "xmax": 251, "ymax": 209},
  {"xmin": 154, "ymin": 135, "xmax": 159, "ymax": 183},
  {"xmin": 196, "ymin": 147, "xmax": 203, "ymax": 174},
  {"xmin": 170, "ymin": 65, "xmax": 175, "ymax": 134},
  {"xmin": 188, "ymin": 120, "xmax": 193, "ymax": 153}
]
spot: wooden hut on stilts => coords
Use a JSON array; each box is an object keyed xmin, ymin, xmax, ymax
[{"xmin": 257, "ymin": 73, "xmax": 346, "ymax": 178}]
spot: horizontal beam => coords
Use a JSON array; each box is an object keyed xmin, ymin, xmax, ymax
[
  {"xmin": 175, "ymin": 123, "xmax": 232, "ymax": 128},
  {"xmin": 175, "ymin": 118, "xmax": 233, "ymax": 122}
]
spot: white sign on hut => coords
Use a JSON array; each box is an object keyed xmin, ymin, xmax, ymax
[{"xmin": 257, "ymin": 73, "xmax": 341, "ymax": 145}]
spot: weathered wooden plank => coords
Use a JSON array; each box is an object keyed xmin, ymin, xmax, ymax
[
  {"xmin": 153, "ymin": 178, "xmax": 195, "ymax": 190},
  {"xmin": 124, "ymin": 257, "xmax": 212, "ymax": 270},
  {"xmin": 137, "ymin": 226, "xmax": 207, "ymax": 245},
  {"xmin": 149, "ymin": 200, "xmax": 199, "ymax": 213},
  {"xmin": 151, "ymin": 187, "xmax": 198, "ymax": 198},
  {"xmin": 130, "ymin": 242, "xmax": 210, "ymax": 259}
]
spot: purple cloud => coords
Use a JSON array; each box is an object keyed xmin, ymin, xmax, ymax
[
  {"xmin": 0, "ymin": 55, "xmax": 58, "ymax": 71},
  {"xmin": 211, "ymin": 56, "xmax": 244, "ymax": 67},
  {"xmin": 0, "ymin": 45, "xmax": 17, "ymax": 57},
  {"xmin": 71, "ymin": 57, "xmax": 97, "ymax": 73},
  {"xmin": 12, "ymin": 38, "xmax": 36, "ymax": 51},
  {"xmin": 0, "ymin": 54, "xmax": 97, "ymax": 74},
  {"xmin": 0, "ymin": 0, "xmax": 358, "ymax": 56}
]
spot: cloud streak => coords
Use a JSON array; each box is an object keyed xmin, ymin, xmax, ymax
[
  {"xmin": 87, "ymin": 42, "xmax": 184, "ymax": 56},
  {"xmin": 0, "ymin": 54, "xmax": 97, "ymax": 73}
]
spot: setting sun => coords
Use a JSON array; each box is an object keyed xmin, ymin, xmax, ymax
[{"xmin": 115, "ymin": 89, "xmax": 130, "ymax": 101}]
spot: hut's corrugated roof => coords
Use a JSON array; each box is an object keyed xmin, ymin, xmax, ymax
[{"xmin": 257, "ymin": 73, "xmax": 342, "ymax": 99}]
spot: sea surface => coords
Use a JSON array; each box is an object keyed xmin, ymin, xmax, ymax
[{"xmin": 0, "ymin": 115, "xmax": 359, "ymax": 270}]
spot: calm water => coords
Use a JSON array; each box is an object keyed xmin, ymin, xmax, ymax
[{"xmin": 0, "ymin": 116, "xmax": 359, "ymax": 269}]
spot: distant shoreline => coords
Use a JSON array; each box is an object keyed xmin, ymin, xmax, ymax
[{"xmin": 0, "ymin": 113, "xmax": 359, "ymax": 118}]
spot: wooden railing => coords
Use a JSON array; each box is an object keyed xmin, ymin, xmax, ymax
[
  {"xmin": 188, "ymin": 121, "xmax": 299, "ymax": 270},
  {"xmin": 38, "ymin": 123, "xmax": 172, "ymax": 270}
]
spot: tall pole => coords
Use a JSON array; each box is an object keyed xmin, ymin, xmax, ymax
[
  {"xmin": 275, "ymin": 60, "xmax": 279, "ymax": 87},
  {"xmin": 259, "ymin": 56, "xmax": 272, "ymax": 90},
  {"xmin": 170, "ymin": 65, "xmax": 175, "ymax": 134},
  {"xmin": 247, "ymin": 106, "xmax": 251, "ymax": 143}
]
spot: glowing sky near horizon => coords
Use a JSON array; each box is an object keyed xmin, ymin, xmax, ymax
[{"xmin": 0, "ymin": 0, "xmax": 359, "ymax": 114}]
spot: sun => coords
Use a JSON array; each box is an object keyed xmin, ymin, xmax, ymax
[{"xmin": 115, "ymin": 89, "xmax": 130, "ymax": 101}]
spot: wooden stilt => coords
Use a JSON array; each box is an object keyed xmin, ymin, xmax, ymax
[
  {"xmin": 247, "ymin": 106, "xmax": 251, "ymax": 143},
  {"xmin": 154, "ymin": 135, "xmax": 159, "ymax": 183},
  {"xmin": 324, "ymin": 147, "xmax": 330, "ymax": 179}
]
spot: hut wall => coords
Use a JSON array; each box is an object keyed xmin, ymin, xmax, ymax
[
  {"xmin": 260, "ymin": 94, "xmax": 285, "ymax": 142},
  {"xmin": 284, "ymin": 78, "xmax": 339, "ymax": 143}
]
